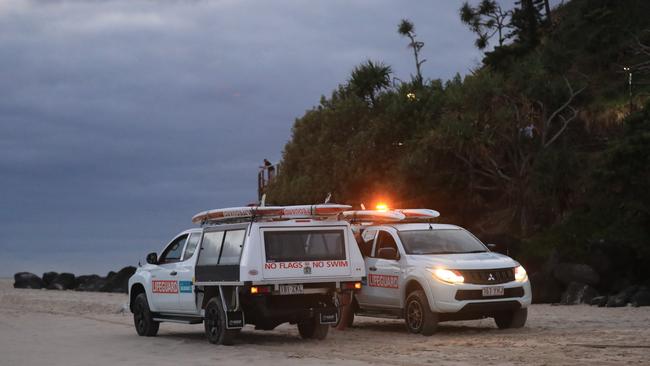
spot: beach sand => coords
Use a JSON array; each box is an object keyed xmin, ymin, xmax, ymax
[{"xmin": 1, "ymin": 279, "xmax": 649, "ymax": 365}]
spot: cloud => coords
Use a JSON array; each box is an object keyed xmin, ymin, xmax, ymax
[{"xmin": 0, "ymin": 0, "xmax": 482, "ymax": 277}]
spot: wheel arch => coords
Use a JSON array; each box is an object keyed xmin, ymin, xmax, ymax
[
  {"xmin": 129, "ymin": 283, "xmax": 146, "ymax": 312},
  {"xmin": 402, "ymin": 277, "xmax": 435, "ymax": 311}
]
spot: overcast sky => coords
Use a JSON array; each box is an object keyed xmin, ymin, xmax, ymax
[{"xmin": 0, "ymin": 0, "xmax": 523, "ymax": 277}]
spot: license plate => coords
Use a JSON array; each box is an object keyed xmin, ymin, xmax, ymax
[
  {"xmin": 320, "ymin": 311, "xmax": 338, "ymax": 324},
  {"xmin": 279, "ymin": 284, "xmax": 304, "ymax": 295},
  {"xmin": 482, "ymin": 286, "xmax": 504, "ymax": 297}
]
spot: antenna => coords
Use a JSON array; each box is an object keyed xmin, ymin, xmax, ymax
[
  {"xmin": 260, "ymin": 194, "xmax": 266, "ymax": 207},
  {"xmin": 324, "ymin": 193, "xmax": 332, "ymax": 204}
]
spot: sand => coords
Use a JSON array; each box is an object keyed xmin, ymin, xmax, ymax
[{"xmin": 1, "ymin": 279, "xmax": 649, "ymax": 366}]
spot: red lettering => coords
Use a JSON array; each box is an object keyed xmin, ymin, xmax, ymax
[{"xmin": 265, "ymin": 263, "xmax": 277, "ymax": 269}]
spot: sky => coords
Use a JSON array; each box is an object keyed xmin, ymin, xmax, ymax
[{"xmin": 0, "ymin": 0, "xmax": 514, "ymax": 277}]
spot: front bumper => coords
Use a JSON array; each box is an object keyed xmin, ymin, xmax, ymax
[{"xmin": 427, "ymin": 277, "xmax": 532, "ymax": 314}]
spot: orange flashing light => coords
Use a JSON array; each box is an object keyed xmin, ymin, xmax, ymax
[
  {"xmin": 375, "ymin": 203, "xmax": 389, "ymax": 212},
  {"xmin": 251, "ymin": 286, "xmax": 259, "ymax": 294}
]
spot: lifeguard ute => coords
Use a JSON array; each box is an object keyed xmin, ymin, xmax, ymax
[
  {"xmin": 343, "ymin": 208, "xmax": 532, "ymax": 335},
  {"xmin": 128, "ymin": 204, "xmax": 365, "ymax": 345}
]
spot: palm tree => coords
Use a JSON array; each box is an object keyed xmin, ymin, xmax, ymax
[
  {"xmin": 348, "ymin": 60, "xmax": 393, "ymax": 106},
  {"xmin": 397, "ymin": 19, "xmax": 425, "ymax": 83}
]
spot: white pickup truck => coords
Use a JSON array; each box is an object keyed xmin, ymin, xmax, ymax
[
  {"xmin": 128, "ymin": 205, "xmax": 365, "ymax": 345},
  {"xmin": 348, "ymin": 218, "xmax": 531, "ymax": 335}
]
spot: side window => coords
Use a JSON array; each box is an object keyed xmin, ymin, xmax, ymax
[
  {"xmin": 182, "ymin": 232, "xmax": 201, "ymax": 261},
  {"xmin": 373, "ymin": 231, "xmax": 398, "ymax": 259},
  {"xmin": 159, "ymin": 234, "xmax": 188, "ymax": 264},
  {"xmin": 197, "ymin": 231, "xmax": 224, "ymax": 266},
  {"xmin": 219, "ymin": 229, "xmax": 246, "ymax": 265},
  {"xmin": 359, "ymin": 229, "xmax": 376, "ymax": 257}
]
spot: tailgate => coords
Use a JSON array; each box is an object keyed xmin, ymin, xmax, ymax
[{"xmin": 261, "ymin": 226, "xmax": 352, "ymax": 280}]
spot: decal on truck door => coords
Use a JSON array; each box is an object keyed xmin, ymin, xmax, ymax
[
  {"xmin": 179, "ymin": 280, "xmax": 193, "ymax": 293},
  {"xmin": 368, "ymin": 274, "xmax": 399, "ymax": 289},
  {"xmin": 152, "ymin": 280, "xmax": 179, "ymax": 294}
]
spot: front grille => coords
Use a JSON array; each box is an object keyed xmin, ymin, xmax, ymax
[
  {"xmin": 459, "ymin": 268, "xmax": 515, "ymax": 285},
  {"xmin": 455, "ymin": 287, "xmax": 524, "ymax": 301}
]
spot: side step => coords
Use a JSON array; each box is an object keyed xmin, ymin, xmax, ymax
[
  {"xmin": 153, "ymin": 314, "xmax": 203, "ymax": 324},
  {"xmin": 356, "ymin": 309, "xmax": 403, "ymax": 320}
]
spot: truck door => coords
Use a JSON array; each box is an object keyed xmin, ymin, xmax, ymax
[
  {"xmin": 176, "ymin": 232, "xmax": 201, "ymax": 314},
  {"xmin": 358, "ymin": 230, "xmax": 402, "ymax": 309},
  {"xmin": 150, "ymin": 234, "xmax": 188, "ymax": 312}
]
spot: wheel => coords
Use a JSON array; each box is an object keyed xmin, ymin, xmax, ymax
[
  {"xmin": 132, "ymin": 293, "xmax": 159, "ymax": 337},
  {"xmin": 204, "ymin": 297, "xmax": 238, "ymax": 345},
  {"xmin": 298, "ymin": 317, "xmax": 329, "ymax": 340},
  {"xmin": 494, "ymin": 308, "xmax": 527, "ymax": 329},
  {"xmin": 404, "ymin": 290, "xmax": 438, "ymax": 336}
]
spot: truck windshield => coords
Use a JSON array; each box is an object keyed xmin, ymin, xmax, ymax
[
  {"xmin": 264, "ymin": 230, "xmax": 346, "ymax": 262},
  {"xmin": 398, "ymin": 229, "xmax": 487, "ymax": 255}
]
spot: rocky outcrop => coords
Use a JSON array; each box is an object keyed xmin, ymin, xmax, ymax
[
  {"xmin": 75, "ymin": 275, "xmax": 105, "ymax": 292},
  {"xmin": 13, "ymin": 272, "xmax": 44, "ymax": 289},
  {"xmin": 630, "ymin": 287, "xmax": 650, "ymax": 307},
  {"xmin": 99, "ymin": 267, "xmax": 136, "ymax": 293},
  {"xmin": 560, "ymin": 282, "xmax": 598, "ymax": 305},
  {"xmin": 42, "ymin": 272, "xmax": 58, "ymax": 287},
  {"xmin": 46, "ymin": 273, "xmax": 76, "ymax": 290},
  {"xmin": 606, "ymin": 286, "xmax": 638, "ymax": 307}
]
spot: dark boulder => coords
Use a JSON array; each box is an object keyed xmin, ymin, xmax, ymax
[
  {"xmin": 590, "ymin": 296, "xmax": 608, "ymax": 307},
  {"xmin": 46, "ymin": 272, "xmax": 76, "ymax": 290},
  {"xmin": 13, "ymin": 272, "xmax": 44, "ymax": 289},
  {"xmin": 531, "ymin": 271, "xmax": 564, "ymax": 303},
  {"xmin": 630, "ymin": 287, "xmax": 650, "ymax": 307},
  {"xmin": 100, "ymin": 266, "xmax": 136, "ymax": 293},
  {"xmin": 560, "ymin": 282, "xmax": 598, "ymax": 305},
  {"xmin": 75, "ymin": 275, "xmax": 104, "ymax": 292},
  {"xmin": 606, "ymin": 285, "xmax": 638, "ymax": 307},
  {"xmin": 553, "ymin": 263, "xmax": 600, "ymax": 286},
  {"xmin": 42, "ymin": 272, "xmax": 58, "ymax": 287}
]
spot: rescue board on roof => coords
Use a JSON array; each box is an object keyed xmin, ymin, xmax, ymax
[
  {"xmin": 192, "ymin": 204, "xmax": 352, "ymax": 224},
  {"xmin": 395, "ymin": 209, "xmax": 440, "ymax": 220},
  {"xmin": 341, "ymin": 210, "xmax": 406, "ymax": 222}
]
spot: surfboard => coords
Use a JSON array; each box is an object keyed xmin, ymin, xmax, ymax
[
  {"xmin": 192, "ymin": 204, "xmax": 353, "ymax": 224},
  {"xmin": 341, "ymin": 210, "xmax": 406, "ymax": 222},
  {"xmin": 395, "ymin": 209, "xmax": 441, "ymax": 220}
]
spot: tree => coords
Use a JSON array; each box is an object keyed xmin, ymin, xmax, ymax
[
  {"xmin": 348, "ymin": 60, "xmax": 393, "ymax": 106},
  {"xmin": 460, "ymin": 0, "xmax": 513, "ymax": 50},
  {"xmin": 397, "ymin": 19, "xmax": 426, "ymax": 83},
  {"xmin": 533, "ymin": 0, "xmax": 552, "ymax": 25},
  {"xmin": 510, "ymin": 0, "xmax": 543, "ymax": 48}
]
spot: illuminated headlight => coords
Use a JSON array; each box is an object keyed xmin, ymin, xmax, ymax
[
  {"xmin": 514, "ymin": 265, "xmax": 527, "ymax": 282},
  {"xmin": 432, "ymin": 268, "xmax": 465, "ymax": 284}
]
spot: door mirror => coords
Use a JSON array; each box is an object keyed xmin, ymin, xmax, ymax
[
  {"xmin": 146, "ymin": 252, "xmax": 158, "ymax": 265},
  {"xmin": 377, "ymin": 247, "xmax": 399, "ymax": 260},
  {"xmin": 487, "ymin": 243, "xmax": 497, "ymax": 251}
]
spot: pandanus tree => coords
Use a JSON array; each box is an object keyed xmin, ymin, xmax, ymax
[
  {"xmin": 397, "ymin": 19, "xmax": 426, "ymax": 84},
  {"xmin": 348, "ymin": 60, "xmax": 393, "ymax": 107}
]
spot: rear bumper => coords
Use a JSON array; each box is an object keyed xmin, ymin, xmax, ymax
[{"xmin": 240, "ymin": 293, "xmax": 337, "ymax": 330}]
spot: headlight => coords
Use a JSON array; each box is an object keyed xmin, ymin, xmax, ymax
[
  {"xmin": 514, "ymin": 265, "xmax": 527, "ymax": 282},
  {"xmin": 432, "ymin": 268, "xmax": 465, "ymax": 284}
]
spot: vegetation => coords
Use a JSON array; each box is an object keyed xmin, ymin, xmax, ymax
[{"xmin": 268, "ymin": 0, "xmax": 650, "ymax": 285}]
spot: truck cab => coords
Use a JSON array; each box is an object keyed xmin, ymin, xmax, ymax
[
  {"xmin": 128, "ymin": 205, "xmax": 365, "ymax": 345},
  {"xmin": 351, "ymin": 221, "xmax": 532, "ymax": 335}
]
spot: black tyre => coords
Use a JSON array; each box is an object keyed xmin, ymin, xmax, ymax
[
  {"xmin": 204, "ymin": 298, "xmax": 238, "ymax": 345},
  {"xmin": 405, "ymin": 290, "xmax": 438, "ymax": 336},
  {"xmin": 298, "ymin": 317, "xmax": 329, "ymax": 340},
  {"xmin": 132, "ymin": 293, "xmax": 159, "ymax": 337},
  {"xmin": 494, "ymin": 308, "xmax": 528, "ymax": 329}
]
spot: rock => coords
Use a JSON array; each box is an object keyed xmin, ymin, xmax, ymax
[
  {"xmin": 630, "ymin": 287, "xmax": 650, "ymax": 307},
  {"xmin": 530, "ymin": 271, "xmax": 564, "ymax": 304},
  {"xmin": 75, "ymin": 275, "xmax": 104, "ymax": 291},
  {"xmin": 46, "ymin": 272, "xmax": 76, "ymax": 290},
  {"xmin": 100, "ymin": 266, "xmax": 136, "ymax": 293},
  {"xmin": 590, "ymin": 296, "xmax": 608, "ymax": 307},
  {"xmin": 13, "ymin": 272, "xmax": 44, "ymax": 289},
  {"xmin": 560, "ymin": 282, "xmax": 598, "ymax": 305},
  {"xmin": 553, "ymin": 263, "xmax": 600, "ymax": 286},
  {"xmin": 42, "ymin": 272, "xmax": 58, "ymax": 287},
  {"xmin": 606, "ymin": 285, "xmax": 638, "ymax": 307}
]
